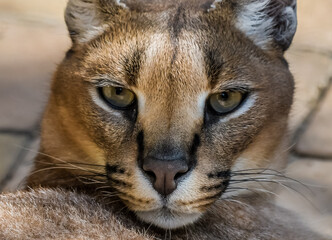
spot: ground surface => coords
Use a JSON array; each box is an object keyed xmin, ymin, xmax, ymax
[{"xmin": 0, "ymin": 0, "xmax": 331, "ymax": 237}]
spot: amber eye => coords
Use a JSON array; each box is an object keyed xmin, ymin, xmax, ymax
[
  {"xmin": 209, "ymin": 91, "xmax": 245, "ymax": 114},
  {"xmin": 100, "ymin": 86, "xmax": 136, "ymax": 109}
]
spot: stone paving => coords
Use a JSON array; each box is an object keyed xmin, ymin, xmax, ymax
[{"xmin": 0, "ymin": 0, "xmax": 331, "ymax": 237}]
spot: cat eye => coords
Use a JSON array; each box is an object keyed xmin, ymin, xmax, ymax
[
  {"xmin": 100, "ymin": 86, "xmax": 136, "ymax": 109},
  {"xmin": 209, "ymin": 90, "xmax": 245, "ymax": 115}
]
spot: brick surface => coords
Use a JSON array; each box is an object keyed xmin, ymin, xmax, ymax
[
  {"xmin": 296, "ymin": 86, "xmax": 332, "ymax": 157},
  {"xmin": 287, "ymin": 51, "xmax": 332, "ymax": 132},
  {"xmin": 0, "ymin": 20, "xmax": 70, "ymax": 130},
  {"xmin": 276, "ymin": 158, "xmax": 332, "ymax": 237},
  {"xmin": 0, "ymin": 134, "xmax": 27, "ymax": 184}
]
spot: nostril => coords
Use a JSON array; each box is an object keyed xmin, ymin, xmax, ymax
[
  {"xmin": 174, "ymin": 172, "xmax": 185, "ymax": 181},
  {"xmin": 144, "ymin": 170, "xmax": 156, "ymax": 182},
  {"xmin": 174, "ymin": 166, "xmax": 189, "ymax": 181}
]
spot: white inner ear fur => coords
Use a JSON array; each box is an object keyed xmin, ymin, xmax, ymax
[
  {"xmin": 235, "ymin": 0, "xmax": 297, "ymax": 50},
  {"xmin": 66, "ymin": 0, "xmax": 127, "ymax": 43}
]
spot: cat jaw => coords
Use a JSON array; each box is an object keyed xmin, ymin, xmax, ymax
[{"xmin": 136, "ymin": 209, "xmax": 201, "ymax": 229}]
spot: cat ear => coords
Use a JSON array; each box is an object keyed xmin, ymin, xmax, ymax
[
  {"xmin": 65, "ymin": 0, "xmax": 127, "ymax": 44},
  {"xmin": 235, "ymin": 0, "xmax": 297, "ymax": 51}
]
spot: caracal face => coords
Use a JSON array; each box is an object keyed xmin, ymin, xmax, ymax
[{"xmin": 30, "ymin": 0, "xmax": 297, "ymax": 229}]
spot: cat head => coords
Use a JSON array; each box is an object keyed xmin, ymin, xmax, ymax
[{"xmin": 33, "ymin": 0, "xmax": 296, "ymax": 229}]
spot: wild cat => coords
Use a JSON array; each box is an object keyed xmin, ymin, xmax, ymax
[{"xmin": 0, "ymin": 0, "xmax": 328, "ymax": 239}]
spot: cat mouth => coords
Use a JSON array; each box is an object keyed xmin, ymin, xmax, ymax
[{"xmin": 135, "ymin": 207, "xmax": 202, "ymax": 229}]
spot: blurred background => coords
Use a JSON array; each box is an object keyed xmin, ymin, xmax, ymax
[{"xmin": 0, "ymin": 0, "xmax": 331, "ymax": 237}]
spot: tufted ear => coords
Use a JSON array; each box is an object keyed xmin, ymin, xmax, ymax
[
  {"xmin": 234, "ymin": 0, "xmax": 297, "ymax": 51},
  {"xmin": 65, "ymin": 0, "xmax": 127, "ymax": 44}
]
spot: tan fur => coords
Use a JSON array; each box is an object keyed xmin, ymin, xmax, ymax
[
  {"xmin": 0, "ymin": 189, "xmax": 151, "ymax": 240},
  {"xmin": 1, "ymin": 0, "xmax": 324, "ymax": 238},
  {"xmin": 0, "ymin": 188, "xmax": 328, "ymax": 240}
]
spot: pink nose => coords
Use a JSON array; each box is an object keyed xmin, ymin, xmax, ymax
[{"xmin": 142, "ymin": 157, "xmax": 189, "ymax": 196}]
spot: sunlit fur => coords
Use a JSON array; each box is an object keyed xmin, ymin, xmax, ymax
[
  {"xmin": 0, "ymin": 188, "xmax": 326, "ymax": 239},
  {"xmin": 24, "ymin": 0, "xmax": 317, "ymax": 236}
]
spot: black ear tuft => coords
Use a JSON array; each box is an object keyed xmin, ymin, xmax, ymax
[
  {"xmin": 235, "ymin": 0, "xmax": 297, "ymax": 51},
  {"xmin": 270, "ymin": 0, "xmax": 297, "ymax": 51}
]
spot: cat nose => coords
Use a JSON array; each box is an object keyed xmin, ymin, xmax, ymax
[{"xmin": 142, "ymin": 156, "xmax": 189, "ymax": 196}]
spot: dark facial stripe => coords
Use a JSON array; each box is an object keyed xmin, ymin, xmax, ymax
[
  {"xmin": 200, "ymin": 180, "xmax": 229, "ymax": 191},
  {"xmin": 136, "ymin": 131, "xmax": 145, "ymax": 169},
  {"xmin": 179, "ymin": 192, "xmax": 222, "ymax": 206},
  {"xmin": 169, "ymin": 6, "xmax": 186, "ymax": 40},
  {"xmin": 109, "ymin": 178, "xmax": 133, "ymax": 188},
  {"xmin": 204, "ymin": 49, "xmax": 224, "ymax": 87},
  {"xmin": 136, "ymin": 131, "xmax": 144, "ymax": 153},
  {"xmin": 190, "ymin": 134, "xmax": 201, "ymax": 155},
  {"xmin": 168, "ymin": 5, "xmax": 187, "ymax": 64},
  {"xmin": 208, "ymin": 170, "xmax": 231, "ymax": 179},
  {"xmin": 123, "ymin": 49, "xmax": 143, "ymax": 86},
  {"xmin": 106, "ymin": 164, "xmax": 126, "ymax": 175},
  {"xmin": 201, "ymin": 184, "xmax": 223, "ymax": 192}
]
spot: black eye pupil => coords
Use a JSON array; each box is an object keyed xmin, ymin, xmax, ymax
[
  {"xmin": 116, "ymin": 87, "xmax": 123, "ymax": 95},
  {"xmin": 220, "ymin": 92, "xmax": 229, "ymax": 100}
]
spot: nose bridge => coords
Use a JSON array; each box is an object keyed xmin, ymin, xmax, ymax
[
  {"xmin": 140, "ymin": 95, "xmax": 201, "ymax": 151},
  {"xmin": 136, "ymin": 30, "xmax": 207, "ymax": 147}
]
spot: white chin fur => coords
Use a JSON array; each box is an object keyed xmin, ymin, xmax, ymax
[{"xmin": 136, "ymin": 209, "xmax": 202, "ymax": 229}]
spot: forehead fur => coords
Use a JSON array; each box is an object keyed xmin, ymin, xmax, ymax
[
  {"xmin": 122, "ymin": 0, "xmax": 219, "ymax": 11},
  {"xmin": 66, "ymin": 0, "xmax": 296, "ymax": 52}
]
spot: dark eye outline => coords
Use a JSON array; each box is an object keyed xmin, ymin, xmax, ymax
[
  {"xmin": 207, "ymin": 90, "xmax": 249, "ymax": 116},
  {"xmin": 98, "ymin": 87, "xmax": 137, "ymax": 111}
]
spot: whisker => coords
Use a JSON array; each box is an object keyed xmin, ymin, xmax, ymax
[
  {"xmin": 100, "ymin": 191, "xmax": 119, "ymax": 197},
  {"xmin": 184, "ymin": 226, "xmax": 189, "ymax": 240},
  {"xmin": 15, "ymin": 145, "xmax": 105, "ymax": 174},
  {"xmin": 30, "ymin": 166, "xmax": 88, "ymax": 175},
  {"xmin": 100, "ymin": 195, "xmax": 120, "ymax": 202},
  {"xmin": 103, "ymin": 199, "xmax": 122, "ymax": 206},
  {"xmin": 29, "ymin": 165, "xmax": 105, "ymax": 177},
  {"xmin": 144, "ymin": 222, "xmax": 154, "ymax": 236},
  {"xmin": 221, "ymin": 198, "xmax": 251, "ymax": 208},
  {"xmin": 98, "ymin": 191, "xmax": 119, "ymax": 200},
  {"xmin": 225, "ymin": 186, "xmax": 279, "ymax": 198},
  {"xmin": 35, "ymin": 159, "xmax": 105, "ymax": 168},
  {"xmin": 77, "ymin": 176, "xmax": 107, "ymax": 185},
  {"xmin": 229, "ymin": 177, "xmax": 314, "ymax": 196},
  {"xmin": 227, "ymin": 179, "xmax": 318, "ymax": 210},
  {"xmin": 96, "ymin": 185, "xmax": 111, "ymax": 189},
  {"xmin": 231, "ymin": 169, "xmax": 314, "ymax": 194},
  {"xmin": 281, "ymin": 142, "xmax": 297, "ymax": 154},
  {"xmin": 232, "ymin": 167, "xmax": 282, "ymax": 173},
  {"xmin": 116, "ymin": 205, "xmax": 129, "ymax": 215}
]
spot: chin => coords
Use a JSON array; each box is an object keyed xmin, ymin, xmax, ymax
[{"xmin": 135, "ymin": 208, "xmax": 202, "ymax": 229}]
